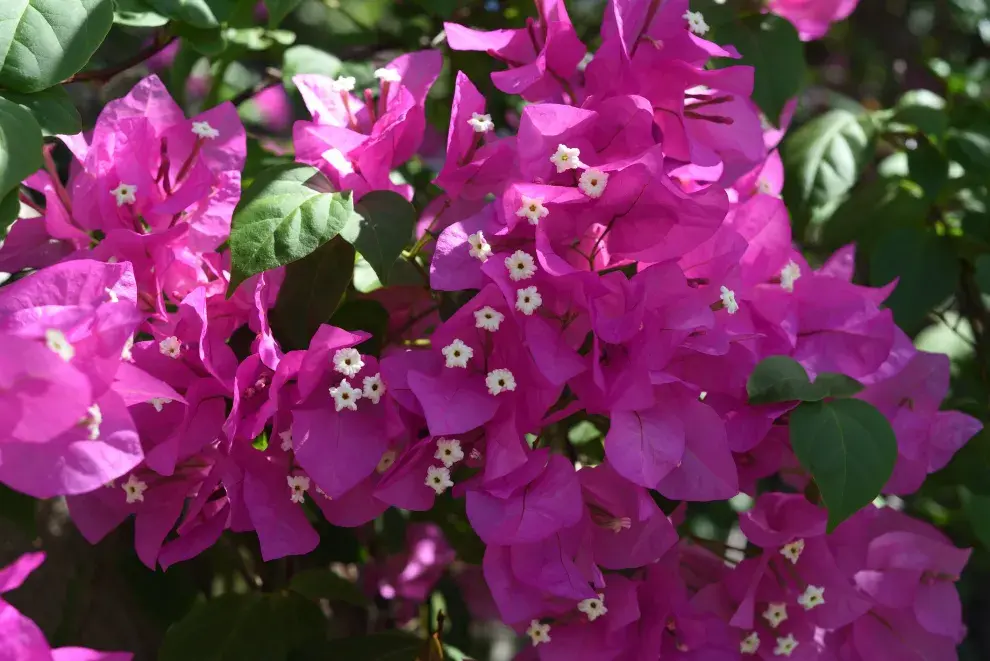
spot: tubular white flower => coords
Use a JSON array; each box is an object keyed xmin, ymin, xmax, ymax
[
  {"xmin": 467, "ymin": 231, "xmax": 492, "ymax": 262},
  {"xmin": 329, "ymin": 379, "xmax": 362, "ymax": 412},
  {"xmin": 287, "ymin": 475, "xmax": 311, "ymax": 504},
  {"xmin": 148, "ymin": 397, "xmax": 172, "ymax": 412},
  {"xmin": 578, "ymin": 168, "xmax": 609, "ymax": 198},
  {"xmin": 331, "ymin": 75, "xmax": 356, "ymax": 93},
  {"xmin": 719, "ymin": 285, "xmax": 739, "ymax": 314},
  {"xmin": 779, "ymin": 538, "xmax": 805, "ymax": 564},
  {"xmin": 426, "ymin": 465, "xmax": 454, "ymax": 495},
  {"xmin": 515, "ymin": 195, "xmax": 549, "ymax": 225},
  {"xmin": 780, "ymin": 260, "xmax": 801, "ymax": 292},
  {"xmin": 111, "ymin": 183, "xmax": 138, "ymax": 207},
  {"xmin": 81, "ymin": 404, "xmax": 102, "ymax": 440},
  {"xmin": 191, "ymin": 121, "xmax": 220, "ymax": 139},
  {"xmin": 683, "ymin": 10, "xmax": 710, "ymax": 35},
  {"xmin": 740, "ymin": 632, "xmax": 760, "ymax": 655},
  {"xmin": 105, "ymin": 287, "xmax": 119, "ymax": 303},
  {"xmin": 159, "ymin": 336, "xmax": 182, "ymax": 358},
  {"xmin": 279, "ymin": 430, "xmax": 293, "ymax": 452},
  {"xmin": 435, "ymin": 438, "xmax": 465, "ymax": 467},
  {"xmin": 516, "ymin": 286, "xmax": 543, "ymax": 315},
  {"xmin": 333, "ymin": 347, "xmax": 364, "ymax": 377},
  {"xmin": 362, "ymin": 373, "xmax": 386, "ymax": 404},
  {"xmin": 773, "ymin": 634, "xmax": 798, "ymax": 657},
  {"xmin": 122, "ymin": 474, "xmax": 147, "ymax": 504},
  {"xmin": 474, "ymin": 306, "xmax": 505, "ymax": 331},
  {"xmin": 468, "ymin": 112, "xmax": 495, "ymax": 133},
  {"xmin": 505, "ymin": 250, "xmax": 537, "ymax": 281},
  {"xmin": 442, "ymin": 339, "xmax": 473, "ymax": 368},
  {"xmin": 762, "ymin": 603, "xmax": 788, "ymax": 629},
  {"xmin": 45, "ymin": 329, "xmax": 75, "ymax": 361},
  {"xmin": 550, "ymin": 144, "xmax": 582, "ymax": 173},
  {"xmin": 377, "ymin": 449, "xmax": 398, "ymax": 473},
  {"xmin": 797, "ymin": 585, "xmax": 825, "ymax": 611},
  {"xmin": 374, "ymin": 67, "xmax": 402, "ymax": 83},
  {"xmin": 121, "ymin": 335, "xmax": 135, "ymax": 361},
  {"xmin": 577, "ymin": 593, "xmax": 608, "ymax": 621},
  {"xmin": 526, "ymin": 620, "xmax": 551, "ymax": 646},
  {"xmin": 485, "ymin": 368, "xmax": 517, "ymax": 396}
]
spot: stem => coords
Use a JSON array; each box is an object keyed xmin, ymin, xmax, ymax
[
  {"xmin": 42, "ymin": 146, "xmax": 72, "ymax": 215},
  {"xmin": 64, "ymin": 34, "xmax": 178, "ymax": 84}
]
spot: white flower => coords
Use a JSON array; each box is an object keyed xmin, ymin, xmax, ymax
[
  {"xmin": 426, "ymin": 465, "xmax": 454, "ymax": 495},
  {"xmin": 762, "ymin": 602, "xmax": 788, "ymax": 629},
  {"xmin": 516, "ymin": 286, "xmax": 543, "ymax": 315},
  {"xmin": 191, "ymin": 121, "xmax": 220, "ymax": 139},
  {"xmin": 550, "ymin": 144, "xmax": 582, "ymax": 173},
  {"xmin": 578, "ymin": 168, "xmax": 609, "ymax": 198},
  {"xmin": 797, "ymin": 585, "xmax": 825, "ymax": 611},
  {"xmin": 159, "ymin": 336, "xmax": 182, "ymax": 359},
  {"xmin": 80, "ymin": 404, "xmax": 102, "ymax": 440},
  {"xmin": 515, "ymin": 195, "xmax": 549, "ymax": 225},
  {"xmin": 322, "ymin": 147, "xmax": 355, "ymax": 176},
  {"xmin": 111, "ymin": 183, "xmax": 138, "ymax": 207},
  {"xmin": 105, "ymin": 287, "xmax": 119, "ymax": 303},
  {"xmin": 374, "ymin": 67, "xmax": 402, "ymax": 83},
  {"xmin": 442, "ymin": 339, "xmax": 473, "ymax": 368},
  {"xmin": 333, "ymin": 347, "xmax": 364, "ymax": 377},
  {"xmin": 474, "ymin": 306, "xmax": 505, "ymax": 332},
  {"xmin": 526, "ymin": 620, "xmax": 551, "ymax": 646},
  {"xmin": 279, "ymin": 430, "xmax": 293, "ymax": 452},
  {"xmin": 287, "ymin": 475, "xmax": 311, "ymax": 503},
  {"xmin": 121, "ymin": 335, "xmax": 135, "ymax": 361},
  {"xmin": 505, "ymin": 250, "xmax": 537, "ymax": 281},
  {"xmin": 362, "ymin": 373, "xmax": 386, "ymax": 404},
  {"xmin": 779, "ymin": 539, "xmax": 805, "ymax": 564},
  {"xmin": 468, "ymin": 112, "xmax": 494, "ymax": 133},
  {"xmin": 485, "ymin": 368, "xmax": 516, "ymax": 396},
  {"xmin": 122, "ymin": 474, "xmax": 147, "ymax": 504},
  {"xmin": 740, "ymin": 632, "xmax": 760, "ymax": 655},
  {"xmin": 604, "ymin": 516, "xmax": 632, "ymax": 533},
  {"xmin": 780, "ymin": 260, "xmax": 801, "ymax": 293},
  {"xmin": 331, "ymin": 75, "xmax": 356, "ymax": 93},
  {"xmin": 757, "ymin": 178, "xmax": 774, "ymax": 195},
  {"xmin": 377, "ymin": 449, "xmax": 398, "ymax": 473},
  {"xmin": 329, "ymin": 379, "xmax": 362, "ymax": 412},
  {"xmin": 719, "ymin": 285, "xmax": 739, "ymax": 314},
  {"xmin": 683, "ymin": 9, "xmax": 710, "ymax": 35},
  {"xmin": 467, "ymin": 230, "xmax": 492, "ymax": 262},
  {"xmin": 577, "ymin": 593, "xmax": 608, "ymax": 621},
  {"xmin": 148, "ymin": 397, "xmax": 172, "ymax": 412},
  {"xmin": 435, "ymin": 438, "xmax": 464, "ymax": 467},
  {"xmin": 45, "ymin": 329, "xmax": 75, "ymax": 361},
  {"xmin": 773, "ymin": 634, "xmax": 798, "ymax": 657}
]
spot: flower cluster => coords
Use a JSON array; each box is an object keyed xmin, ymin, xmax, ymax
[{"xmin": 0, "ymin": 0, "xmax": 976, "ymax": 658}]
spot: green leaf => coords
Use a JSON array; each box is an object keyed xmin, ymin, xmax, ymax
[
  {"xmin": 264, "ymin": 0, "xmax": 302, "ymax": 27},
  {"xmin": 146, "ymin": 0, "xmax": 233, "ymax": 28},
  {"xmin": 892, "ymin": 89, "xmax": 948, "ymax": 137},
  {"xmin": 0, "ymin": 0, "xmax": 114, "ymax": 92},
  {"xmin": 946, "ymin": 129, "xmax": 990, "ymax": 175},
  {"xmin": 268, "ymin": 236, "xmax": 355, "ymax": 351},
  {"xmin": 225, "ymin": 27, "xmax": 295, "ymax": 50},
  {"xmin": 790, "ymin": 399, "xmax": 897, "ymax": 530},
  {"xmin": 810, "ymin": 373, "xmax": 864, "ymax": 399},
  {"xmin": 869, "ymin": 227, "xmax": 960, "ymax": 330},
  {"xmin": 113, "ymin": 0, "xmax": 168, "ymax": 26},
  {"xmin": 568, "ymin": 420, "xmax": 602, "ymax": 445},
  {"xmin": 0, "ymin": 187, "xmax": 20, "ymax": 235},
  {"xmin": 0, "ymin": 97, "xmax": 43, "ymax": 198},
  {"xmin": 782, "ymin": 109, "xmax": 876, "ymax": 238},
  {"xmin": 341, "ymin": 191, "xmax": 416, "ymax": 285},
  {"xmin": 975, "ymin": 255, "xmax": 990, "ymax": 296},
  {"xmin": 228, "ymin": 164, "xmax": 356, "ymax": 293},
  {"xmin": 711, "ymin": 14, "xmax": 804, "ymax": 122},
  {"xmin": 0, "ymin": 483, "xmax": 37, "ymax": 537},
  {"xmin": 961, "ymin": 487, "xmax": 990, "ymax": 549},
  {"xmin": 747, "ymin": 356, "xmax": 816, "ymax": 404},
  {"xmin": 1, "ymin": 86, "xmax": 80, "ymax": 136},
  {"xmin": 289, "ymin": 568, "xmax": 369, "ymax": 606},
  {"xmin": 172, "ymin": 22, "xmax": 227, "ymax": 56},
  {"xmin": 906, "ymin": 137, "xmax": 949, "ymax": 201},
  {"xmin": 330, "ymin": 299, "xmax": 388, "ymax": 357},
  {"xmin": 818, "ymin": 179, "xmax": 928, "ymax": 254},
  {"xmin": 282, "ymin": 45, "xmax": 341, "ymax": 93},
  {"xmin": 251, "ymin": 429, "xmax": 268, "ymax": 451}
]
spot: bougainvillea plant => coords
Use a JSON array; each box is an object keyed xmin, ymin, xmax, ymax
[{"xmin": 1, "ymin": 0, "xmax": 989, "ymax": 659}]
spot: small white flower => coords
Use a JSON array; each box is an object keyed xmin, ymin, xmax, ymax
[
  {"xmin": 577, "ymin": 593, "xmax": 608, "ymax": 621},
  {"xmin": 719, "ymin": 285, "xmax": 739, "ymax": 314},
  {"xmin": 683, "ymin": 9, "xmax": 710, "ymax": 35},
  {"xmin": 780, "ymin": 260, "xmax": 802, "ymax": 293},
  {"xmin": 426, "ymin": 465, "xmax": 454, "ymax": 495},
  {"xmin": 485, "ymin": 368, "xmax": 516, "ymax": 396},
  {"xmin": 441, "ymin": 339, "xmax": 473, "ymax": 368},
  {"xmin": 435, "ymin": 438, "xmax": 464, "ymax": 468},
  {"xmin": 331, "ymin": 75, "xmax": 356, "ymax": 93},
  {"xmin": 779, "ymin": 539, "xmax": 805, "ymax": 565},
  {"xmin": 191, "ymin": 121, "xmax": 220, "ymax": 139},
  {"xmin": 333, "ymin": 347, "xmax": 364, "ymax": 377},
  {"xmin": 111, "ymin": 183, "xmax": 138, "ymax": 207},
  {"xmin": 362, "ymin": 373, "xmax": 386, "ymax": 404},
  {"xmin": 104, "ymin": 480, "xmax": 115, "ymax": 488},
  {"xmin": 604, "ymin": 516, "xmax": 632, "ymax": 533},
  {"xmin": 773, "ymin": 634, "xmax": 798, "ymax": 657},
  {"xmin": 526, "ymin": 620, "xmax": 551, "ymax": 646},
  {"xmin": 105, "ymin": 287, "xmax": 119, "ymax": 303},
  {"xmin": 121, "ymin": 335, "xmax": 135, "ymax": 362},
  {"xmin": 757, "ymin": 178, "xmax": 774, "ymax": 195},
  {"xmin": 468, "ymin": 112, "xmax": 494, "ymax": 133},
  {"xmin": 322, "ymin": 147, "xmax": 355, "ymax": 176},
  {"xmin": 148, "ymin": 397, "xmax": 172, "ymax": 412},
  {"xmin": 467, "ymin": 231, "xmax": 492, "ymax": 262},
  {"xmin": 474, "ymin": 306, "xmax": 505, "ymax": 332},
  {"xmin": 80, "ymin": 404, "xmax": 102, "ymax": 440},
  {"xmin": 797, "ymin": 585, "xmax": 825, "ymax": 611},
  {"xmin": 516, "ymin": 286, "xmax": 543, "ymax": 315},
  {"xmin": 159, "ymin": 336, "xmax": 182, "ymax": 359},
  {"xmin": 505, "ymin": 250, "xmax": 537, "ymax": 281},
  {"xmin": 45, "ymin": 329, "xmax": 75, "ymax": 361},
  {"xmin": 550, "ymin": 144, "xmax": 582, "ymax": 173},
  {"xmin": 122, "ymin": 474, "xmax": 147, "ymax": 504},
  {"xmin": 329, "ymin": 379, "xmax": 362, "ymax": 412},
  {"xmin": 374, "ymin": 67, "xmax": 402, "ymax": 83},
  {"xmin": 377, "ymin": 449, "xmax": 398, "ymax": 473},
  {"xmin": 287, "ymin": 475, "xmax": 311, "ymax": 504},
  {"xmin": 762, "ymin": 603, "xmax": 788, "ymax": 629},
  {"xmin": 279, "ymin": 430, "xmax": 293, "ymax": 452},
  {"xmin": 578, "ymin": 168, "xmax": 609, "ymax": 198},
  {"xmin": 740, "ymin": 632, "xmax": 760, "ymax": 655},
  {"xmin": 515, "ymin": 195, "xmax": 549, "ymax": 225}
]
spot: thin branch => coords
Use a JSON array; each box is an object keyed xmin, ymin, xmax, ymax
[{"xmin": 64, "ymin": 34, "xmax": 178, "ymax": 84}]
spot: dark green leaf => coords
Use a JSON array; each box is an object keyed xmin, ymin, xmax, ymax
[
  {"xmin": 2, "ymin": 86, "xmax": 81, "ymax": 136},
  {"xmin": 906, "ymin": 137, "xmax": 949, "ymax": 200},
  {"xmin": 818, "ymin": 179, "xmax": 928, "ymax": 254},
  {"xmin": 282, "ymin": 45, "xmax": 342, "ymax": 93},
  {"xmin": 321, "ymin": 633, "xmax": 423, "ymax": 661},
  {"xmin": 331, "ymin": 299, "xmax": 388, "ymax": 357},
  {"xmin": 811, "ymin": 373, "xmax": 864, "ymax": 399},
  {"xmin": 264, "ymin": 0, "xmax": 302, "ymax": 26},
  {"xmin": 0, "ymin": 0, "xmax": 114, "ymax": 92},
  {"xmin": 893, "ymin": 89, "xmax": 948, "ymax": 137},
  {"xmin": 173, "ymin": 22, "xmax": 227, "ymax": 56},
  {"xmin": 114, "ymin": 0, "xmax": 168, "ymax": 25},
  {"xmin": 870, "ymin": 227, "xmax": 959, "ymax": 330},
  {"xmin": 567, "ymin": 420, "xmax": 602, "ymax": 445},
  {"xmin": 0, "ymin": 187, "xmax": 20, "ymax": 235},
  {"xmin": 228, "ymin": 164, "xmax": 356, "ymax": 293},
  {"xmin": 269, "ymin": 236, "xmax": 354, "ymax": 351},
  {"xmin": 961, "ymin": 487, "xmax": 990, "ymax": 549},
  {"xmin": 409, "ymin": 496, "xmax": 485, "ymax": 564},
  {"xmin": 342, "ymin": 191, "xmax": 416, "ymax": 284},
  {"xmin": 947, "ymin": 130, "xmax": 990, "ymax": 175},
  {"xmin": 747, "ymin": 356, "xmax": 814, "ymax": 404},
  {"xmin": 225, "ymin": 27, "xmax": 295, "ymax": 50},
  {"xmin": 975, "ymin": 255, "xmax": 990, "ymax": 296},
  {"xmin": 147, "ymin": 0, "xmax": 234, "ymax": 28},
  {"xmin": 790, "ymin": 399, "xmax": 897, "ymax": 530},
  {"xmin": 0, "ymin": 483, "xmax": 37, "ymax": 537},
  {"xmin": 0, "ymin": 97, "xmax": 43, "ymax": 198},
  {"xmin": 289, "ymin": 568, "xmax": 369, "ymax": 606}
]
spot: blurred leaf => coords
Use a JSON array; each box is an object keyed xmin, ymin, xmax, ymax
[
  {"xmin": 264, "ymin": 0, "xmax": 302, "ymax": 27},
  {"xmin": 907, "ymin": 137, "xmax": 949, "ymax": 200},
  {"xmin": 568, "ymin": 420, "xmax": 602, "ymax": 445},
  {"xmin": 961, "ymin": 487, "xmax": 990, "ymax": 549},
  {"xmin": 252, "ymin": 430, "xmax": 269, "ymax": 451},
  {"xmin": 893, "ymin": 89, "xmax": 949, "ymax": 137},
  {"xmin": 947, "ymin": 130, "xmax": 990, "ymax": 175},
  {"xmin": 317, "ymin": 633, "xmax": 422, "ymax": 661},
  {"xmin": 0, "ymin": 484, "xmax": 36, "ymax": 537},
  {"xmin": 819, "ymin": 179, "xmax": 928, "ymax": 253},
  {"xmin": 410, "ymin": 497, "xmax": 485, "ymax": 564},
  {"xmin": 331, "ymin": 299, "xmax": 389, "ymax": 357},
  {"xmin": 811, "ymin": 373, "xmax": 865, "ymax": 399},
  {"xmin": 342, "ymin": 191, "xmax": 416, "ymax": 285},
  {"xmin": 0, "ymin": 0, "xmax": 114, "ymax": 92},
  {"xmin": 0, "ymin": 188, "xmax": 20, "ymax": 235},
  {"xmin": 1, "ymin": 86, "xmax": 81, "ymax": 136},
  {"xmin": 783, "ymin": 109, "xmax": 876, "ymax": 237},
  {"xmin": 173, "ymin": 23, "xmax": 227, "ymax": 56},
  {"xmin": 269, "ymin": 236, "xmax": 355, "ymax": 351},
  {"xmin": 282, "ymin": 45, "xmax": 342, "ymax": 93},
  {"xmin": 114, "ymin": 0, "xmax": 169, "ymax": 25},
  {"xmin": 748, "ymin": 356, "xmax": 864, "ymax": 404},
  {"xmin": 147, "ymin": 0, "xmax": 234, "ymax": 28},
  {"xmin": 0, "ymin": 97, "xmax": 43, "ymax": 199},
  {"xmin": 225, "ymin": 27, "xmax": 295, "ymax": 50},
  {"xmin": 289, "ymin": 568, "xmax": 369, "ymax": 605},
  {"xmin": 975, "ymin": 255, "xmax": 990, "ymax": 295},
  {"xmin": 870, "ymin": 227, "xmax": 959, "ymax": 330},
  {"xmin": 790, "ymin": 399, "xmax": 897, "ymax": 531}
]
